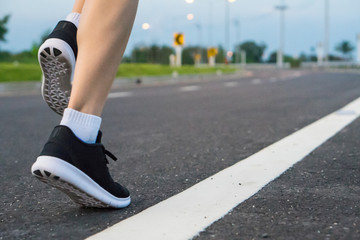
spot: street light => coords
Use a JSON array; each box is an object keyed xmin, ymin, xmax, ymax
[
  {"xmin": 324, "ymin": 0, "xmax": 329, "ymax": 65},
  {"xmin": 275, "ymin": 1, "xmax": 287, "ymax": 68},
  {"xmin": 185, "ymin": 0, "xmax": 194, "ymax": 3},
  {"xmin": 208, "ymin": 0, "xmax": 214, "ymax": 47},
  {"xmin": 142, "ymin": 23, "xmax": 150, "ymax": 30},
  {"xmin": 196, "ymin": 23, "xmax": 202, "ymax": 48},
  {"xmin": 233, "ymin": 19, "xmax": 241, "ymax": 63},
  {"xmin": 225, "ymin": 0, "xmax": 236, "ymax": 61},
  {"xmin": 187, "ymin": 13, "xmax": 194, "ymax": 21}
]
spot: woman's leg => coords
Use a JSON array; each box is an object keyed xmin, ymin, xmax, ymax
[
  {"xmin": 72, "ymin": 0, "xmax": 85, "ymax": 13},
  {"xmin": 32, "ymin": 0, "xmax": 139, "ymax": 208},
  {"xmin": 69, "ymin": 0, "xmax": 139, "ymax": 116}
]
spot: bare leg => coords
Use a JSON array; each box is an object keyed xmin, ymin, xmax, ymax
[
  {"xmin": 32, "ymin": 0, "xmax": 138, "ymax": 209},
  {"xmin": 72, "ymin": 0, "xmax": 85, "ymax": 13},
  {"xmin": 68, "ymin": 0, "xmax": 138, "ymax": 116}
]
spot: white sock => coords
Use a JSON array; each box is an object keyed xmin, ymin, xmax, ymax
[
  {"xmin": 60, "ymin": 108, "xmax": 102, "ymax": 144},
  {"xmin": 65, "ymin": 12, "xmax": 81, "ymax": 28}
]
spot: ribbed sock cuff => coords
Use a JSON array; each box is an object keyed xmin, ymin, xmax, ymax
[
  {"xmin": 65, "ymin": 12, "xmax": 81, "ymax": 28},
  {"xmin": 60, "ymin": 108, "xmax": 102, "ymax": 143}
]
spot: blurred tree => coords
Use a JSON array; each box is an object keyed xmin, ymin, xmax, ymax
[
  {"xmin": 148, "ymin": 45, "xmax": 160, "ymax": 63},
  {"xmin": 267, "ymin": 51, "xmax": 277, "ymax": 63},
  {"xmin": 159, "ymin": 46, "xmax": 174, "ymax": 64},
  {"xmin": 130, "ymin": 45, "xmax": 175, "ymax": 64},
  {"xmin": 182, "ymin": 47, "xmax": 197, "ymax": 65},
  {"xmin": 267, "ymin": 51, "xmax": 293, "ymax": 63},
  {"xmin": 237, "ymin": 41, "xmax": 266, "ymax": 63},
  {"xmin": 0, "ymin": 14, "xmax": 11, "ymax": 50},
  {"xmin": 215, "ymin": 45, "xmax": 225, "ymax": 64},
  {"xmin": 299, "ymin": 52, "xmax": 308, "ymax": 62},
  {"xmin": 335, "ymin": 40, "xmax": 354, "ymax": 60},
  {"xmin": 131, "ymin": 45, "xmax": 148, "ymax": 63}
]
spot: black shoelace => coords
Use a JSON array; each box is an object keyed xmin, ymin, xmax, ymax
[{"xmin": 102, "ymin": 145, "xmax": 117, "ymax": 164}]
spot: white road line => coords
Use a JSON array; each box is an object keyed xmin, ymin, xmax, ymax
[
  {"xmin": 87, "ymin": 96, "xmax": 360, "ymax": 240},
  {"xmin": 251, "ymin": 78, "xmax": 262, "ymax": 85},
  {"xmin": 108, "ymin": 91, "xmax": 133, "ymax": 98},
  {"xmin": 224, "ymin": 81, "xmax": 238, "ymax": 87},
  {"xmin": 179, "ymin": 85, "xmax": 200, "ymax": 92}
]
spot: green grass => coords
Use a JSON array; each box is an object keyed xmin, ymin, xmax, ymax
[
  {"xmin": 117, "ymin": 63, "xmax": 236, "ymax": 78},
  {"xmin": 0, "ymin": 63, "xmax": 42, "ymax": 82},
  {"xmin": 0, "ymin": 62, "xmax": 236, "ymax": 83}
]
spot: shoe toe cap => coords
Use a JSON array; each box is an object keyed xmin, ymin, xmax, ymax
[{"xmin": 113, "ymin": 182, "xmax": 130, "ymax": 198}]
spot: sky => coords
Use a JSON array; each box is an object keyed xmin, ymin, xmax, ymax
[{"xmin": 1, "ymin": 0, "xmax": 360, "ymax": 58}]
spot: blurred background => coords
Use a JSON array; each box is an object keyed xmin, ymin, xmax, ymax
[{"xmin": 0, "ymin": 0, "xmax": 359, "ymax": 81}]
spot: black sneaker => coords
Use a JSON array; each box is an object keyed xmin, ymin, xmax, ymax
[
  {"xmin": 38, "ymin": 21, "xmax": 78, "ymax": 115},
  {"xmin": 31, "ymin": 126, "xmax": 131, "ymax": 208}
]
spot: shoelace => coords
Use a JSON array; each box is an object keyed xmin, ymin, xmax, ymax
[{"xmin": 102, "ymin": 145, "xmax": 117, "ymax": 164}]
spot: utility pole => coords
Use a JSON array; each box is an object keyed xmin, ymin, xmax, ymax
[
  {"xmin": 324, "ymin": 0, "xmax": 330, "ymax": 65},
  {"xmin": 275, "ymin": 1, "xmax": 287, "ymax": 69},
  {"xmin": 208, "ymin": 0, "xmax": 214, "ymax": 47},
  {"xmin": 225, "ymin": 0, "xmax": 230, "ymax": 56},
  {"xmin": 196, "ymin": 23, "xmax": 202, "ymax": 64},
  {"xmin": 234, "ymin": 19, "xmax": 241, "ymax": 64},
  {"xmin": 357, "ymin": 33, "xmax": 360, "ymax": 65},
  {"xmin": 196, "ymin": 24, "xmax": 202, "ymax": 49},
  {"xmin": 225, "ymin": 0, "xmax": 236, "ymax": 62}
]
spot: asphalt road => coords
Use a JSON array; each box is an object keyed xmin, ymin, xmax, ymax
[{"xmin": 1, "ymin": 70, "xmax": 359, "ymax": 239}]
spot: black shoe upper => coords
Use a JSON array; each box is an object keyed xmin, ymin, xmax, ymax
[
  {"xmin": 40, "ymin": 125, "xmax": 129, "ymax": 198},
  {"xmin": 47, "ymin": 21, "xmax": 78, "ymax": 58}
]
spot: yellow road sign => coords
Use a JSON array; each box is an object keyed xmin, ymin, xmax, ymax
[
  {"xmin": 207, "ymin": 47, "xmax": 218, "ymax": 58},
  {"xmin": 194, "ymin": 53, "xmax": 201, "ymax": 61},
  {"xmin": 174, "ymin": 33, "xmax": 184, "ymax": 46}
]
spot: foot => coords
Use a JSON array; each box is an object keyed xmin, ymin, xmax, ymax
[
  {"xmin": 38, "ymin": 21, "xmax": 78, "ymax": 115},
  {"xmin": 31, "ymin": 126, "xmax": 131, "ymax": 208}
]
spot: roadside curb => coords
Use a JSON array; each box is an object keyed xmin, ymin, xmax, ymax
[{"xmin": 0, "ymin": 81, "xmax": 42, "ymax": 97}]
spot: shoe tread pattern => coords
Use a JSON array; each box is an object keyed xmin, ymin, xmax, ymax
[
  {"xmin": 39, "ymin": 47, "xmax": 71, "ymax": 115},
  {"xmin": 33, "ymin": 169, "xmax": 111, "ymax": 208}
]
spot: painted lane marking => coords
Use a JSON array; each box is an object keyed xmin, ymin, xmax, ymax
[
  {"xmin": 87, "ymin": 96, "xmax": 360, "ymax": 240},
  {"xmin": 224, "ymin": 81, "xmax": 238, "ymax": 87},
  {"xmin": 251, "ymin": 78, "xmax": 262, "ymax": 85},
  {"xmin": 179, "ymin": 85, "xmax": 200, "ymax": 92},
  {"xmin": 108, "ymin": 91, "xmax": 133, "ymax": 98}
]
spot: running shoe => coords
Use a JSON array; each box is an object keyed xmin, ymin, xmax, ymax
[
  {"xmin": 38, "ymin": 21, "xmax": 78, "ymax": 115},
  {"xmin": 31, "ymin": 126, "xmax": 131, "ymax": 208}
]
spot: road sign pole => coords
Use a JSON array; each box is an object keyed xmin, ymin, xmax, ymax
[
  {"xmin": 357, "ymin": 33, "xmax": 360, "ymax": 65},
  {"xmin": 275, "ymin": 3, "xmax": 287, "ymax": 69},
  {"xmin": 173, "ymin": 33, "xmax": 184, "ymax": 67},
  {"xmin": 317, "ymin": 42, "xmax": 324, "ymax": 66},
  {"xmin": 207, "ymin": 47, "xmax": 218, "ymax": 67},
  {"xmin": 209, "ymin": 56, "xmax": 215, "ymax": 67},
  {"xmin": 241, "ymin": 50, "xmax": 246, "ymax": 67},
  {"xmin": 324, "ymin": 0, "xmax": 329, "ymax": 65},
  {"xmin": 175, "ymin": 46, "xmax": 182, "ymax": 67}
]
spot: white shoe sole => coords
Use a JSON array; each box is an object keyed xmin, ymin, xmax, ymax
[
  {"xmin": 31, "ymin": 156, "xmax": 131, "ymax": 208},
  {"xmin": 38, "ymin": 38, "xmax": 75, "ymax": 115}
]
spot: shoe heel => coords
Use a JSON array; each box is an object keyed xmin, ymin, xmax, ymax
[
  {"xmin": 32, "ymin": 168, "xmax": 60, "ymax": 181},
  {"xmin": 38, "ymin": 38, "xmax": 75, "ymax": 115}
]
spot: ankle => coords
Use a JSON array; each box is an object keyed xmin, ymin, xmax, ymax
[
  {"xmin": 60, "ymin": 108, "xmax": 101, "ymax": 143},
  {"xmin": 65, "ymin": 12, "xmax": 81, "ymax": 28}
]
